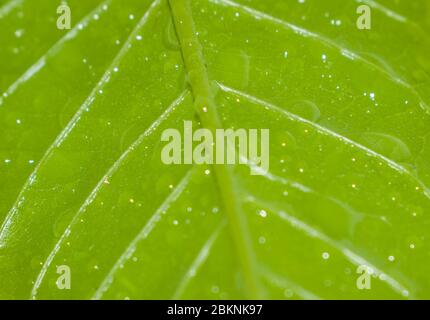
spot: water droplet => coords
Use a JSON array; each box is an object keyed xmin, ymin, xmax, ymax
[
  {"xmin": 324, "ymin": 279, "xmax": 332, "ymax": 287},
  {"xmin": 284, "ymin": 289, "xmax": 293, "ymax": 298},
  {"xmin": 215, "ymin": 50, "xmax": 250, "ymax": 90},
  {"xmin": 259, "ymin": 210, "xmax": 267, "ymax": 218},
  {"xmin": 321, "ymin": 54, "xmax": 327, "ymax": 62},
  {"xmin": 358, "ymin": 133, "xmax": 411, "ymax": 163},
  {"xmin": 164, "ymin": 19, "xmax": 180, "ymax": 50},
  {"xmin": 14, "ymin": 29, "xmax": 24, "ymax": 38},
  {"xmin": 289, "ymin": 100, "xmax": 321, "ymax": 122}
]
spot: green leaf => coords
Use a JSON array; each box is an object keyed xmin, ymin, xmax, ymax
[
  {"xmin": 0, "ymin": 0, "xmax": 103, "ymax": 92},
  {"xmin": 0, "ymin": 0, "xmax": 430, "ymax": 299}
]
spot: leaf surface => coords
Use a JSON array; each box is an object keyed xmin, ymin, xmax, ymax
[{"xmin": 0, "ymin": 0, "xmax": 430, "ymax": 299}]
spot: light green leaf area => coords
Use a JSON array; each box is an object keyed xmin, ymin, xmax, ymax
[{"xmin": 0, "ymin": 0, "xmax": 430, "ymax": 299}]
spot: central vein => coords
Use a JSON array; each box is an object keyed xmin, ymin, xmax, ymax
[{"xmin": 168, "ymin": 0, "xmax": 261, "ymax": 298}]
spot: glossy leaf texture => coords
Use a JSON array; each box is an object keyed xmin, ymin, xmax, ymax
[{"xmin": 0, "ymin": 0, "xmax": 430, "ymax": 299}]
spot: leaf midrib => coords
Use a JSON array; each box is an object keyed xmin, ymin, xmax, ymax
[{"xmin": 168, "ymin": 0, "xmax": 261, "ymax": 298}]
